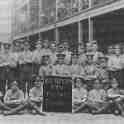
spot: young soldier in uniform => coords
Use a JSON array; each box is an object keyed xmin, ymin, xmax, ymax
[
  {"xmin": 63, "ymin": 42, "xmax": 71, "ymax": 65},
  {"xmin": 4, "ymin": 81, "xmax": 25, "ymax": 115},
  {"xmin": 96, "ymin": 55, "xmax": 109, "ymax": 90},
  {"xmin": 39, "ymin": 55, "xmax": 53, "ymax": 78},
  {"xmin": 0, "ymin": 90, "xmax": 11, "ymax": 113},
  {"xmin": 32, "ymin": 40, "xmax": 43, "ymax": 75},
  {"xmin": 18, "ymin": 41, "xmax": 33, "ymax": 93},
  {"xmin": 91, "ymin": 40, "xmax": 103, "ymax": 63},
  {"xmin": 84, "ymin": 52, "xmax": 97, "ymax": 89},
  {"xmin": 1, "ymin": 43, "xmax": 16, "ymax": 93},
  {"xmin": 29, "ymin": 76, "xmax": 45, "ymax": 115},
  {"xmin": 49, "ymin": 43, "xmax": 57, "ymax": 65},
  {"xmin": 78, "ymin": 43, "xmax": 87, "ymax": 66},
  {"xmin": 107, "ymin": 78, "xmax": 124, "ymax": 116},
  {"xmin": 70, "ymin": 53, "xmax": 81, "ymax": 77},
  {"xmin": 72, "ymin": 78, "xmax": 88, "ymax": 113},
  {"xmin": 42, "ymin": 40, "xmax": 51, "ymax": 57},
  {"xmin": 53, "ymin": 53, "xmax": 70, "ymax": 76},
  {"xmin": 107, "ymin": 45, "xmax": 123, "ymax": 87}
]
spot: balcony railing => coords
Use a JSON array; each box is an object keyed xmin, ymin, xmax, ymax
[
  {"xmin": 91, "ymin": 0, "xmax": 121, "ymax": 7},
  {"xmin": 13, "ymin": 0, "xmax": 122, "ymax": 36}
]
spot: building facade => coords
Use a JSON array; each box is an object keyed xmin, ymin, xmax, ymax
[{"xmin": 11, "ymin": 0, "xmax": 124, "ymax": 52}]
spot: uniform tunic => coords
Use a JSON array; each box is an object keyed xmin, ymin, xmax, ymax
[
  {"xmin": 88, "ymin": 89, "xmax": 106, "ymax": 103},
  {"xmin": 72, "ymin": 88, "xmax": 88, "ymax": 104},
  {"xmin": 4, "ymin": 89, "xmax": 24, "ymax": 103},
  {"xmin": 53, "ymin": 64, "xmax": 70, "ymax": 76}
]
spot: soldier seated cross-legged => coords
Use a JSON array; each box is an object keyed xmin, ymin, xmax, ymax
[
  {"xmin": 3, "ymin": 79, "xmax": 46, "ymax": 116},
  {"xmin": 107, "ymin": 78, "xmax": 124, "ymax": 116},
  {"xmin": 28, "ymin": 76, "xmax": 45, "ymax": 116},
  {"xmin": 3, "ymin": 81, "xmax": 26, "ymax": 115},
  {"xmin": 74, "ymin": 79, "xmax": 112, "ymax": 114}
]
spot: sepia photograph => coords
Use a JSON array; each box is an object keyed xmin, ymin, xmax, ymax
[{"xmin": 0, "ymin": 0, "xmax": 124, "ymax": 123}]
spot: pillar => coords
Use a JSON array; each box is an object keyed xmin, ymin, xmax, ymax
[{"xmin": 88, "ymin": 17, "xmax": 93, "ymax": 42}]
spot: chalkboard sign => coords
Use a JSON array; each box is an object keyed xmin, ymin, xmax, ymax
[{"xmin": 43, "ymin": 76, "xmax": 72, "ymax": 113}]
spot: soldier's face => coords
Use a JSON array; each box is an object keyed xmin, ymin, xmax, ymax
[
  {"xmin": 35, "ymin": 81, "xmax": 41, "ymax": 87},
  {"xmin": 92, "ymin": 44, "xmax": 98, "ymax": 52},
  {"xmin": 44, "ymin": 43, "xmax": 49, "ymax": 48},
  {"xmin": 36, "ymin": 44, "xmax": 42, "ymax": 49},
  {"xmin": 11, "ymin": 85, "xmax": 18, "ymax": 91},
  {"xmin": 76, "ymin": 79, "xmax": 82, "ymax": 88},
  {"xmin": 115, "ymin": 48, "xmax": 120, "ymax": 55},
  {"xmin": 111, "ymin": 82, "xmax": 118, "ymax": 88}
]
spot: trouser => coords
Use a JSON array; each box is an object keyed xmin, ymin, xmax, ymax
[
  {"xmin": 32, "ymin": 63, "xmax": 41, "ymax": 76},
  {"xmin": 109, "ymin": 70, "xmax": 123, "ymax": 88},
  {"xmin": 19, "ymin": 63, "xmax": 33, "ymax": 93}
]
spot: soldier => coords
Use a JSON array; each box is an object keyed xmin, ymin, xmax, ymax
[
  {"xmin": 29, "ymin": 76, "xmax": 45, "ymax": 115},
  {"xmin": 78, "ymin": 43, "xmax": 87, "ymax": 66},
  {"xmin": 107, "ymin": 78, "xmax": 124, "ymax": 116},
  {"xmin": 95, "ymin": 55, "xmax": 109, "ymax": 90},
  {"xmin": 72, "ymin": 78, "xmax": 88, "ymax": 113},
  {"xmin": 0, "ymin": 90, "xmax": 11, "ymax": 113},
  {"xmin": 49, "ymin": 43, "xmax": 57, "ymax": 65},
  {"xmin": 53, "ymin": 53, "xmax": 70, "ymax": 76},
  {"xmin": 84, "ymin": 52, "xmax": 97, "ymax": 89},
  {"xmin": 107, "ymin": 45, "xmax": 123, "ymax": 88},
  {"xmin": 3, "ymin": 81, "xmax": 25, "ymax": 115},
  {"xmin": 18, "ymin": 41, "xmax": 33, "ymax": 93},
  {"xmin": 32, "ymin": 40, "xmax": 43, "ymax": 75},
  {"xmin": 42, "ymin": 40, "xmax": 51, "ymax": 56},
  {"xmin": 87, "ymin": 79, "xmax": 110, "ymax": 114},
  {"xmin": 91, "ymin": 40, "xmax": 103, "ymax": 63},
  {"xmin": 1, "ymin": 43, "xmax": 17, "ymax": 93},
  {"xmin": 39, "ymin": 55, "xmax": 53, "ymax": 78},
  {"xmin": 70, "ymin": 53, "xmax": 81, "ymax": 77},
  {"xmin": 63, "ymin": 42, "xmax": 71, "ymax": 65}
]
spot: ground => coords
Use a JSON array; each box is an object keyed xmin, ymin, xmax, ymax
[{"xmin": 0, "ymin": 113, "xmax": 124, "ymax": 124}]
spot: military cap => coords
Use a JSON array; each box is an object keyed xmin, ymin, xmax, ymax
[
  {"xmin": 111, "ymin": 78, "xmax": 118, "ymax": 84},
  {"xmin": 3, "ymin": 43, "xmax": 11, "ymax": 49},
  {"xmin": 56, "ymin": 53, "xmax": 66, "ymax": 59},
  {"xmin": 42, "ymin": 54, "xmax": 50, "ymax": 59},
  {"xmin": 71, "ymin": 52, "xmax": 79, "ymax": 58},
  {"xmin": 86, "ymin": 52, "xmax": 94, "ymax": 56}
]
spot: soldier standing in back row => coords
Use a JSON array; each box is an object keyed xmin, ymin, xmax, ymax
[
  {"xmin": 18, "ymin": 41, "xmax": 33, "ymax": 93},
  {"xmin": 2, "ymin": 43, "xmax": 17, "ymax": 92},
  {"xmin": 32, "ymin": 40, "xmax": 43, "ymax": 75}
]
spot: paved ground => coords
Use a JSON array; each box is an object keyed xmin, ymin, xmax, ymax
[{"xmin": 0, "ymin": 113, "xmax": 124, "ymax": 124}]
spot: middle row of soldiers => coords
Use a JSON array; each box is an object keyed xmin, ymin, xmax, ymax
[{"xmin": 0, "ymin": 39, "xmax": 124, "ymax": 93}]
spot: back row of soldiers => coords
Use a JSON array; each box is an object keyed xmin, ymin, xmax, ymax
[{"xmin": 0, "ymin": 39, "xmax": 124, "ymax": 94}]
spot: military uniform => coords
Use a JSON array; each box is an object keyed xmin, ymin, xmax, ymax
[
  {"xmin": 107, "ymin": 79, "xmax": 124, "ymax": 116},
  {"xmin": 84, "ymin": 53, "xmax": 97, "ymax": 89},
  {"xmin": 18, "ymin": 41, "xmax": 33, "ymax": 93},
  {"xmin": 39, "ymin": 55, "xmax": 53, "ymax": 78},
  {"xmin": 32, "ymin": 40, "xmax": 43, "ymax": 75},
  {"xmin": 49, "ymin": 43, "xmax": 57, "ymax": 65},
  {"xmin": 0, "ymin": 43, "xmax": 17, "ymax": 94},
  {"xmin": 70, "ymin": 53, "xmax": 81, "ymax": 77},
  {"xmin": 53, "ymin": 54, "xmax": 70, "ymax": 76},
  {"xmin": 72, "ymin": 87, "xmax": 88, "ymax": 112}
]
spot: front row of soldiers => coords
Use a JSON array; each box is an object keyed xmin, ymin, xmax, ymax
[
  {"xmin": 0, "ymin": 76, "xmax": 45, "ymax": 116},
  {"xmin": 73, "ymin": 77, "xmax": 124, "ymax": 117}
]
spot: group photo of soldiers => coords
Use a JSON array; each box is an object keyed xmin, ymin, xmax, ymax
[{"xmin": 0, "ymin": 38, "xmax": 124, "ymax": 116}]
